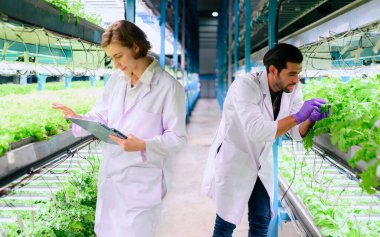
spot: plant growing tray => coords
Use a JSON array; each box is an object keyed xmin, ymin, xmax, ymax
[{"xmin": 0, "ymin": 131, "xmax": 93, "ymax": 188}]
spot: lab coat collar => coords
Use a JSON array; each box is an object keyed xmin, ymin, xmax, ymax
[
  {"xmin": 257, "ymin": 71, "xmax": 274, "ymax": 120},
  {"xmin": 258, "ymin": 71, "xmax": 270, "ymax": 95},
  {"xmin": 122, "ymin": 58, "xmax": 161, "ymax": 114},
  {"xmin": 121, "ymin": 57, "xmax": 160, "ymax": 86},
  {"xmin": 138, "ymin": 57, "xmax": 160, "ymax": 86}
]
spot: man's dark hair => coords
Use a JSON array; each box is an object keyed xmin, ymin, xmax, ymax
[{"xmin": 263, "ymin": 43, "xmax": 303, "ymax": 74}]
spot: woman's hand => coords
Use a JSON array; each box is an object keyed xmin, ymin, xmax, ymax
[
  {"xmin": 109, "ymin": 134, "xmax": 146, "ymax": 152},
  {"xmin": 52, "ymin": 103, "xmax": 80, "ymax": 119}
]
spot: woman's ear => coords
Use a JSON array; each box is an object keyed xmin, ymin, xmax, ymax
[
  {"xmin": 132, "ymin": 43, "xmax": 141, "ymax": 59},
  {"xmin": 133, "ymin": 43, "xmax": 140, "ymax": 54}
]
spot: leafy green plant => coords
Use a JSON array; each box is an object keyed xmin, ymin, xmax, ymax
[
  {"xmin": 279, "ymin": 149, "xmax": 380, "ymax": 237},
  {"xmin": 0, "ymin": 86, "xmax": 102, "ymax": 157},
  {"xmin": 44, "ymin": 0, "xmax": 102, "ymax": 26},
  {"xmin": 3, "ymin": 157, "xmax": 99, "ymax": 236},
  {"xmin": 320, "ymin": 104, "xmax": 329, "ymax": 113},
  {"xmin": 303, "ymin": 77, "xmax": 380, "ymax": 194},
  {"xmin": 0, "ymin": 81, "xmax": 103, "ymax": 97}
]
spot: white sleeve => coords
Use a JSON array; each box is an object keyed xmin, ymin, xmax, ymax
[
  {"xmin": 71, "ymin": 76, "xmax": 115, "ymax": 137},
  {"xmin": 144, "ymin": 82, "xmax": 187, "ymax": 160},
  {"xmin": 231, "ymin": 78, "xmax": 277, "ymax": 143}
]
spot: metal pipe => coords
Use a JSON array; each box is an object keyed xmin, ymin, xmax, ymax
[
  {"xmin": 268, "ymin": 0, "xmax": 278, "ymax": 49},
  {"xmin": 244, "ymin": 0, "xmax": 251, "ymax": 72},
  {"xmin": 173, "ymin": 0, "xmax": 178, "ymax": 74},
  {"xmin": 124, "ymin": 0, "xmax": 135, "ymax": 23},
  {"xmin": 233, "ymin": 0, "xmax": 239, "ymax": 72},
  {"xmin": 269, "ymin": 138, "xmax": 280, "ymax": 237},
  {"xmin": 278, "ymin": 174, "xmax": 323, "ymax": 237},
  {"xmin": 228, "ymin": 0, "xmax": 233, "ymax": 86},
  {"xmin": 159, "ymin": 0, "xmax": 166, "ymax": 67}
]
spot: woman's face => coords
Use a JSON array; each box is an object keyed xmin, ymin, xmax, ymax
[{"xmin": 104, "ymin": 42, "xmax": 138, "ymax": 76}]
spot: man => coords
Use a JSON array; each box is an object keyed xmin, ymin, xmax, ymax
[{"xmin": 202, "ymin": 43, "xmax": 328, "ymax": 237}]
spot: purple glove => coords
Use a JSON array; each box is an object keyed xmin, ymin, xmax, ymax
[
  {"xmin": 292, "ymin": 98, "xmax": 326, "ymax": 124},
  {"xmin": 308, "ymin": 107, "xmax": 330, "ymax": 123}
]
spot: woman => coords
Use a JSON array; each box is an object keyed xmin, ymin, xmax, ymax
[{"xmin": 53, "ymin": 20, "xmax": 187, "ymax": 237}]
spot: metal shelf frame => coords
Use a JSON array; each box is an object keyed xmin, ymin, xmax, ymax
[
  {"xmin": 0, "ymin": 0, "xmax": 104, "ymax": 44},
  {"xmin": 313, "ymin": 134, "xmax": 367, "ymax": 176},
  {"xmin": 0, "ymin": 131, "xmax": 94, "ymax": 189},
  {"xmin": 278, "ymin": 174, "xmax": 323, "ymax": 237}
]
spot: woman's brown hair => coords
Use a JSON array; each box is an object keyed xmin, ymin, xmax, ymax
[{"xmin": 101, "ymin": 20, "xmax": 151, "ymax": 58}]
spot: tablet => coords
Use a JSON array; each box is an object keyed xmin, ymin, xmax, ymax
[{"xmin": 68, "ymin": 117, "xmax": 127, "ymax": 144}]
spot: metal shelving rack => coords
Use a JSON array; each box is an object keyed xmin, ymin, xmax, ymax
[
  {"xmin": 278, "ymin": 139, "xmax": 380, "ymax": 236},
  {"xmin": 0, "ymin": 0, "xmax": 104, "ymax": 44},
  {"xmin": 0, "ymin": 132, "xmax": 95, "ymax": 189},
  {"xmin": 0, "ymin": 0, "xmax": 107, "ymax": 189},
  {"xmin": 313, "ymin": 134, "xmax": 368, "ymax": 176},
  {"xmin": 0, "ymin": 140, "xmax": 102, "ymax": 233}
]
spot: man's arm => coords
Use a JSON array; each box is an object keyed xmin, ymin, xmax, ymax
[
  {"xmin": 275, "ymin": 116, "xmax": 315, "ymax": 139},
  {"xmin": 231, "ymin": 77, "xmax": 325, "ymax": 143},
  {"xmin": 276, "ymin": 98, "xmax": 326, "ymax": 138},
  {"xmin": 298, "ymin": 108, "xmax": 330, "ymax": 137},
  {"xmin": 276, "ymin": 115, "xmax": 297, "ymax": 138},
  {"xmin": 275, "ymin": 116, "xmax": 314, "ymax": 138},
  {"xmin": 299, "ymin": 119, "xmax": 314, "ymax": 138}
]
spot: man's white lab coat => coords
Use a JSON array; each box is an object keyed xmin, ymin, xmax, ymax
[{"xmin": 202, "ymin": 71, "xmax": 303, "ymax": 225}]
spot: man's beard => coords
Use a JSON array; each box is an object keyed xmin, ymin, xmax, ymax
[{"xmin": 275, "ymin": 74, "xmax": 296, "ymax": 93}]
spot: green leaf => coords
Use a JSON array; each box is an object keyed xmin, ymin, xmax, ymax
[
  {"xmin": 321, "ymin": 104, "xmax": 329, "ymax": 113},
  {"xmin": 347, "ymin": 228, "xmax": 360, "ymax": 237}
]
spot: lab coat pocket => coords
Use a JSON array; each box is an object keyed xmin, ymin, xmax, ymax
[
  {"xmin": 134, "ymin": 109, "xmax": 163, "ymax": 139},
  {"xmin": 258, "ymin": 143, "xmax": 273, "ymax": 167},
  {"xmin": 214, "ymin": 140, "xmax": 255, "ymax": 222},
  {"xmin": 215, "ymin": 140, "xmax": 253, "ymax": 183},
  {"xmin": 122, "ymin": 166, "xmax": 163, "ymax": 209}
]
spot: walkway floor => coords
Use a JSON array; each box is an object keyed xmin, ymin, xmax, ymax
[{"xmin": 154, "ymin": 99, "xmax": 300, "ymax": 237}]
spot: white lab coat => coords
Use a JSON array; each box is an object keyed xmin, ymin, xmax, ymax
[
  {"xmin": 71, "ymin": 59, "xmax": 187, "ymax": 237},
  {"xmin": 202, "ymin": 71, "xmax": 303, "ymax": 225}
]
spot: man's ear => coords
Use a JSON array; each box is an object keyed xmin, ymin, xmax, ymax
[{"xmin": 269, "ymin": 65, "xmax": 277, "ymax": 74}]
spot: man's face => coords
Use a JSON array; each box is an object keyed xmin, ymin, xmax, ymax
[{"xmin": 273, "ymin": 62, "xmax": 302, "ymax": 93}]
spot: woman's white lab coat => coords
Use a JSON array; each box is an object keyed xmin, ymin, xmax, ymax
[
  {"xmin": 202, "ymin": 71, "xmax": 303, "ymax": 225},
  {"xmin": 71, "ymin": 59, "xmax": 187, "ymax": 237}
]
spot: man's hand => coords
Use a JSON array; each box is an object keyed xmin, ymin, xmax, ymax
[
  {"xmin": 308, "ymin": 106, "xmax": 330, "ymax": 123},
  {"xmin": 109, "ymin": 134, "xmax": 146, "ymax": 152},
  {"xmin": 293, "ymin": 98, "xmax": 326, "ymax": 124}
]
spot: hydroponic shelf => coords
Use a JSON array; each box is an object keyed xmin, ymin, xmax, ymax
[{"xmin": 0, "ymin": 131, "xmax": 94, "ymax": 188}]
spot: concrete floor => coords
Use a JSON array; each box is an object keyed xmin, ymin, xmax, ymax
[{"xmin": 154, "ymin": 99, "xmax": 300, "ymax": 237}]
